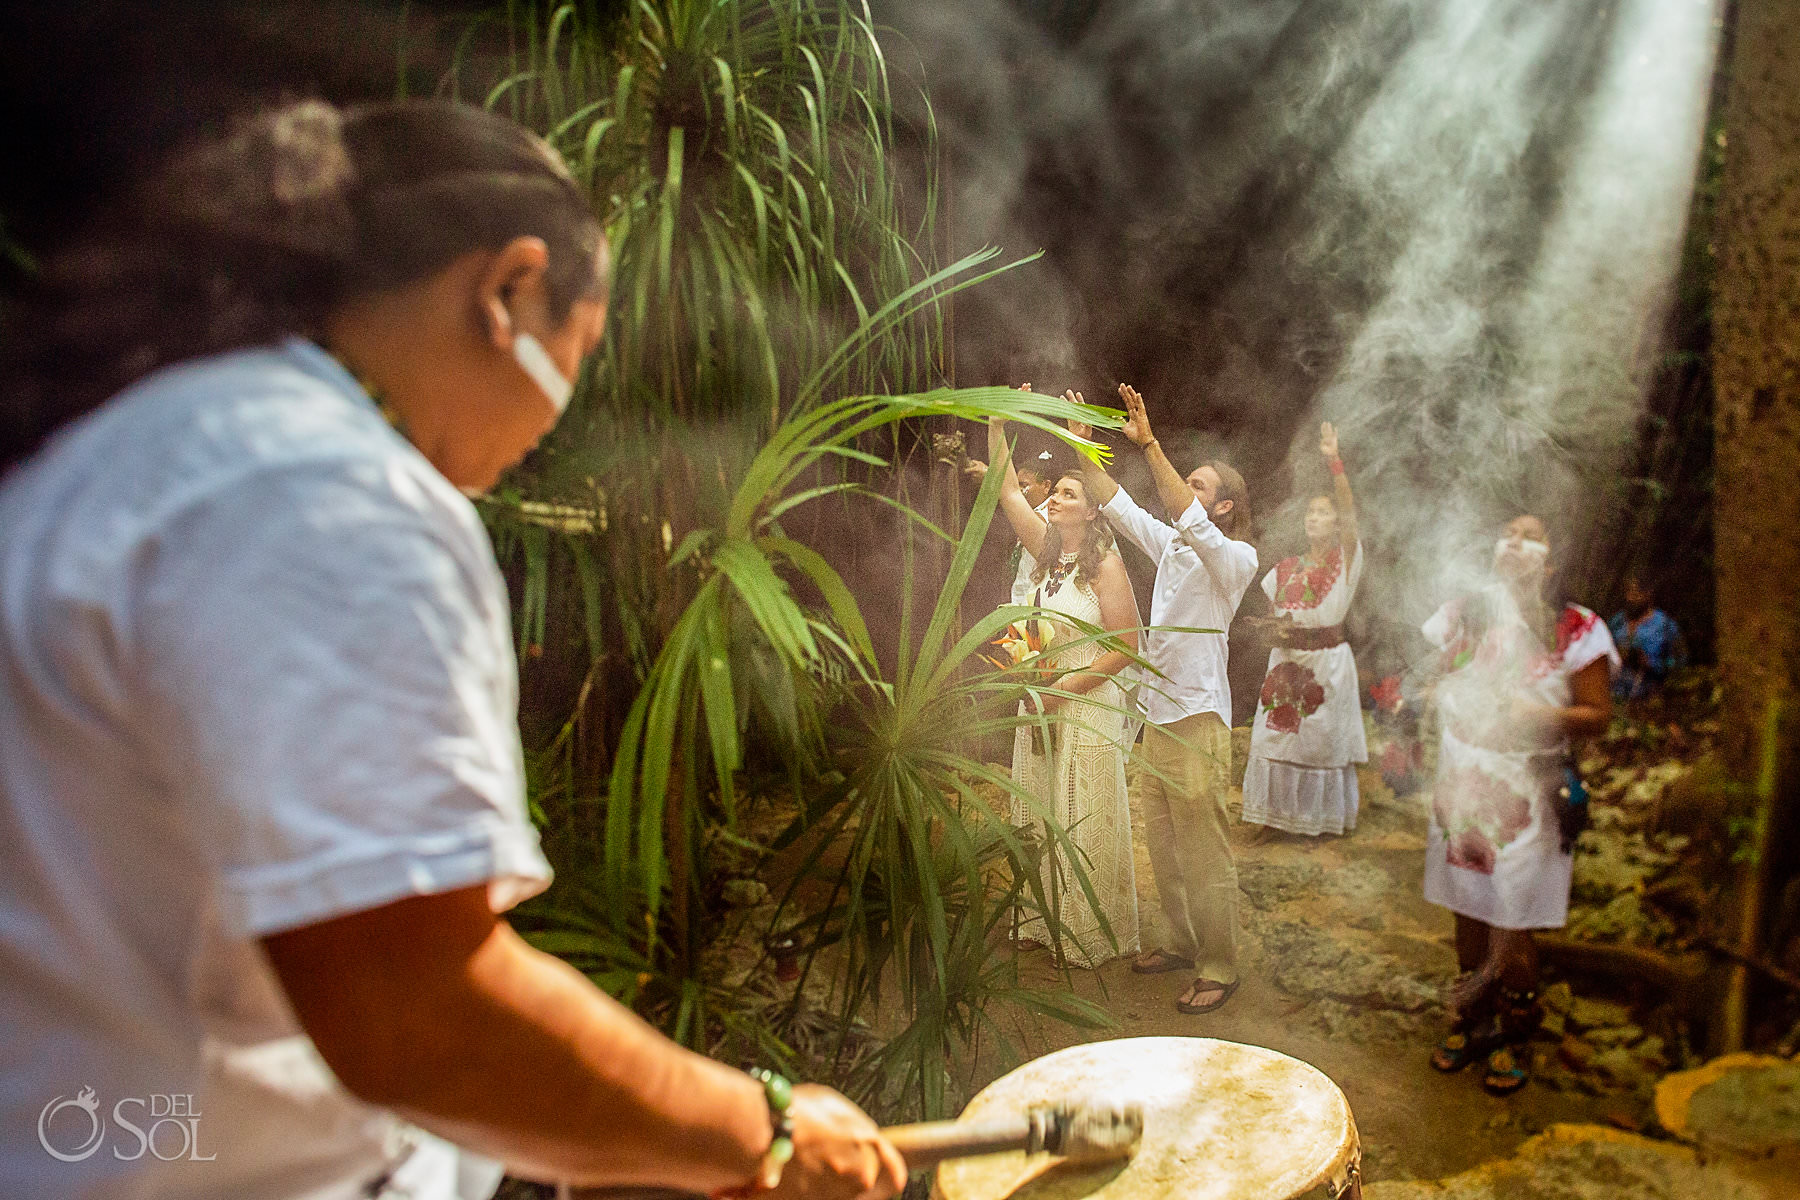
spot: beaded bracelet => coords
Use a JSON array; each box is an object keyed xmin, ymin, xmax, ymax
[{"xmin": 747, "ymin": 1068, "xmax": 795, "ymax": 1189}]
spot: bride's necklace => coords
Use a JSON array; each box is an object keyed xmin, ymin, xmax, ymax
[{"xmin": 1042, "ymin": 550, "xmax": 1079, "ymax": 596}]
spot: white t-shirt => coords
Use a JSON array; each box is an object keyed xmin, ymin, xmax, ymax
[
  {"xmin": 1101, "ymin": 488, "xmax": 1259, "ymax": 727},
  {"xmin": 0, "ymin": 340, "xmax": 552, "ymax": 1198}
]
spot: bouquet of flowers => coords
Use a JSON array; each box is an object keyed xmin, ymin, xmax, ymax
[
  {"xmin": 986, "ymin": 619, "xmax": 1059, "ymax": 754},
  {"xmin": 983, "ymin": 618, "xmax": 1050, "ymax": 675}
]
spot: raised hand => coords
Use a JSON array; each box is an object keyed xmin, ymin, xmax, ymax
[
  {"xmin": 964, "ymin": 458, "xmax": 988, "ymax": 480},
  {"xmin": 1320, "ymin": 421, "xmax": 1340, "ymax": 461},
  {"xmin": 1064, "ymin": 389, "xmax": 1091, "ymax": 441},
  {"xmin": 1119, "ymin": 384, "xmax": 1155, "ymax": 447}
]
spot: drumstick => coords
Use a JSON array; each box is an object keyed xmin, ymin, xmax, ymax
[
  {"xmin": 562, "ymin": 1101, "xmax": 1144, "ymax": 1199},
  {"xmin": 884, "ymin": 1100, "xmax": 1144, "ymax": 1172}
]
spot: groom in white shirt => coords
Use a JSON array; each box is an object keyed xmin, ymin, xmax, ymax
[{"xmin": 1071, "ymin": 384, "xmax": 1258, "ymax": 1014}]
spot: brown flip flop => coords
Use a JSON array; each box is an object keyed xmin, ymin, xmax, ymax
[
  {"xmin": 1176, "ymin": 977, "xmax": 1240, "ymax": 1014},
  {"xmin": 1132, "ymin": 948, "xmax": 1195, "ymax": 974}
]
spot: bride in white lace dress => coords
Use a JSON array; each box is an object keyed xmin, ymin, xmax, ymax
[{"xmin": 987, "ymin": 417, "xmax": 1141, "ymax": 968}]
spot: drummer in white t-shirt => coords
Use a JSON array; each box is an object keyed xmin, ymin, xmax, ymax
[{"xmin": 0, "ymin": 99, "xmax": 902, "ymax": 1200}]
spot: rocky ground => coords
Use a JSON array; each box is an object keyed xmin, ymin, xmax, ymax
[
  {"xmin": 534, "ymin": 671, "xmax": 1799, "ymax": 1200},
  {"xmin": 956, "ymin": 693, "xmax": 1800, "ymax": 1195}
]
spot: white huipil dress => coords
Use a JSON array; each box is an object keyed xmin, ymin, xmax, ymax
[
  {"xmin": 1420, "ymin": 591, "xmax": 1620, "ymax": 929},
  {"xmin": 1010, "ymin": 558, "xmax": 1141, "ymax": 968},
  {"xmin": 1241, "ymin": 542, "xmax": 1368, "ymax": 835}
]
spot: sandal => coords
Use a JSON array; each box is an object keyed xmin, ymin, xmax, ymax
[
  {"xmin": 1132, "ymin": 948, "xmax": 1195, "ymax": 975},
  {"xmin": 1433, "ymin": 974, "xmax": 1501, "ymax": 1072},
  {"xmin": 1430, "ymin": 1022, "xmax": 1498, "ymax": 1073},
  {"xmin": 1176, "ymin": 977, "xmax": 1240, "ymax": 1014},
  {"xmin": 1481, "ymin": 1045, "xmax": 1530, "ymax": 1095}
]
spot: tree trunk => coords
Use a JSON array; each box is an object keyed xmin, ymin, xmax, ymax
[{"xmin": 1711, "ymin": 0, "xmax": 1800, "ymax": 1052}]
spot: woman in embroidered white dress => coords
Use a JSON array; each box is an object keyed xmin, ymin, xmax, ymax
[
  {"xmin": 988, "ymin": 417, "xmax": 1142, "ymax": 969},
  {"xmin": 1242, "ymin": 422, "xmax": 1367, "ymax": 840},
  {"xmin": 1421, "ymin": 514, "xmax": 1617, "ymax": 1096}
]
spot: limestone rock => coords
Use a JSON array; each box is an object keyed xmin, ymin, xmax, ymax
[
  {"xmin": 721, "ymin": 878, "xmax": 772, "ymax": 907},
  {"xmin": 1362, "ymin": 1124, "xmax": 1775, "ymax": 1199},
  {"xmin": 1566, "ymin": 891, "xmax": 1676, "ymax": 946},
  {"xmin": 1565, "ymin": 995, "xmax": 1634, "ymax": 1031},
  {"xmin": 1237, "ymin": 860, "xmax": 1324, "ymax": 911},
  {"xmin": 1571, "ymin": 827, "xmax": 1678, "ymax": 902},
  {"xmin": 1318, "ymin": 859, "xmax": 1397, "ymax": 904},
  {"xmin": 1656, "ymin": 1054, "xmax": 1800, "ymax": 1157},
  {"xmin": 1586, "ymin": 1023, "xmax": 1645, "ymax": 1048},
  {"xmin": 1258, "ymin": 919, "xmax": 1439, "ymax": 1012},
  {"xmin": 1589, "ymin": 1046, "xmax": 1654, "ymax": 1091}
]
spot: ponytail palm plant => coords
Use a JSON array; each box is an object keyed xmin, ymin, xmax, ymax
[
  {"xmin": 456, "ymin": 0, "xmax": 967, "ymax": 734},
  {"xmin": 441, "ymin": 1, "xmax": 1134, "ymax": 1118},
  {"xmin": 517, "ymin": 380, "xmax": 1132, "ymax": 1116}
]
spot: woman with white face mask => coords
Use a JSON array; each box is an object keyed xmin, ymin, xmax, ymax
[
  {"xmin": 0, "ymin": 99, "xmax": 901, "ymax": 1200},
  {"xmin": 1419, "ymin": 515, "xmax": 1617, "ymax": 1097}
]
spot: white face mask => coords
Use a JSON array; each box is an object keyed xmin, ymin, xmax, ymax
[
  {"xmin": 489, "ymin": 298, "xmax": 576, "ymax": 416},
  {"xmin": 512, "ymin": 331, "xmax": 575, "ymax": 416},
  {"xmin": 1494, "ymin": 537, "xmax": 1549, "ymax": 570}
]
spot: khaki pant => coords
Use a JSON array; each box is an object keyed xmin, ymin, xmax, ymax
[{"xmin": 1139, "ymin": 712, "xmax": 1240, "ymax": 983}]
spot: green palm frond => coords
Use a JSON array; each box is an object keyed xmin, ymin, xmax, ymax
[{"xmin": 454, "ymin": 1, "xmax": 1136, "ymax": 1109}]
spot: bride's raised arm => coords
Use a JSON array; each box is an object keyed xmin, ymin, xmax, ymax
[{"xmin": 988, "ymin": 416, "xmax": 1049, "ymax": 562}]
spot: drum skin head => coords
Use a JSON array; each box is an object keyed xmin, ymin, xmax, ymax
[{"xmin": 936, "ymin": 1037, "xmax": 1359, "ymax": 1200}]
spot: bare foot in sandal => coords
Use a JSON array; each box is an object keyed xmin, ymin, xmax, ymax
[
  {"xmin": 1176, "ymin": 977, "xmax": 1240, "ymax": 1014},
  {"xmin": 1132, "ymin": 948, "xmax": 1194, "ymax": 974}
]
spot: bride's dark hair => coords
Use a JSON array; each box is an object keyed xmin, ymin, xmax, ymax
[
  {"xmin": 1030, "ymin": 472, "xmax": 1115, "ymax": 589},
  {"xmin": 3, "ymin": 98, "xmax": 607, "ymax": 471}
]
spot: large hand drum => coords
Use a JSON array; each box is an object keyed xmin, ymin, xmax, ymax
[{"xmin": 936, "ymin": 1037, "xmax": 1361, "ymax": 1200}]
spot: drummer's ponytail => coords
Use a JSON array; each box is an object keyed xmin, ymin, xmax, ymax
[{"xmin": 2, "ymin": 98, "xmax": 605, "ymax": 472}]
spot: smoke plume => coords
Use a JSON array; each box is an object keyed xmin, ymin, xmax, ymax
[{"xmin": 881, "ymin": 0, "xmax": 1720, "ymax": 664}]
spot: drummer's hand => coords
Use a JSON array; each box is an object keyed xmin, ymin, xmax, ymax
[
  {"xmin": 964, "ymin": 458, "xmax": 989, "ymax": 480},
  {"xmin": 766, "ymin": 1085, "xmax": 906, "ymax": 1200}
]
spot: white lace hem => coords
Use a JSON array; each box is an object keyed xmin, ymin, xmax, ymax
[{"xmin": 1240, "ymin": 757, "xmax": 1360, "ymax": 836}]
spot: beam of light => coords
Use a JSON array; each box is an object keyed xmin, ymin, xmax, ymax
[
  {"xmin": 1296, "ymin": 0, "xmax": 1722, "ymax": 624},
  {"xmin": 891, "ymin": 0, "xmax": 1722, "ymax": 652}
]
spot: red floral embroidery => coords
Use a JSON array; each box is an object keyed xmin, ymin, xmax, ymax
[
  {"xmin": 1433, "ymin": 765, "xmax": 1537, "ymax": 874},
  {"xmin": 1273, "ymin": 547, "xmax": 1343, "ymax": 611},
  {"xmin": 1443, "ymin": 602, "xmax": 1601, "ymax": 681},
  {"xmin": 1447, "ymin": 830, "xmax": 1497, "ymax": 874},
  {"xmin": 1525, "ymin": 606, "xmax": 1601, "ymax": 680},
  {"xmin": 1555, "ymin": 606, "xmax": 1598, "ymax": 655},
  {"xmin": 1259, "ymin": 661, "xmax": 1327, "ymax": 733}
]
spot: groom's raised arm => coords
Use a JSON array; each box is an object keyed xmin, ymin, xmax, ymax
[{"xmin": 1064, "ymin": 392, "xmax": 1169, "ymax": 564}]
